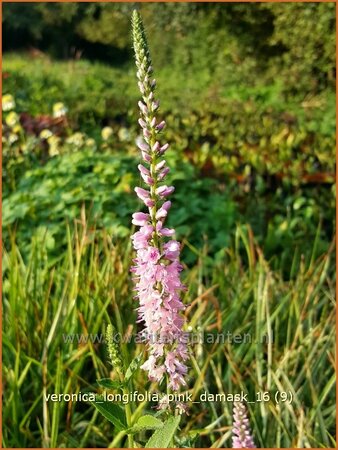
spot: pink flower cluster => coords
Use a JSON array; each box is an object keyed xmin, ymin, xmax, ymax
[
  {"xmin": 131, "ymin": 10, "xmax": 189, "ymax": 391},
  {"xmin": 232, "ymin": 402, "xmax": 256, "ymax": 448}
]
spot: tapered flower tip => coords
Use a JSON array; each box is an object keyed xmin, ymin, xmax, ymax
[
  {"xmin": 132, "ymin": 9, "xmax": 151, "ymax": 67},
  {"xmin": 132, "ymin": 9, "xmax": 139, "ymax": 21},
  {"xmin": 132, "ymin": 10, "xmax": 143, "ymax": 34}
]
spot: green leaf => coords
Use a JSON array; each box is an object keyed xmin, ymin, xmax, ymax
[
  {"xmin": 127, "ymin": 415, "xmax": 164, "ymax": 434},
  {"xmin": 96, "ymin": 378, "xmax": 124, "ymax": 390},
  {"xmin": 90, "ymin": 398, "xmax": 127, "ymax": 431},
  {"xmin": 145, "ymin": 415, "xmax": 181, "ymax": 448},
  {"xmin": 125, "ymin": 353, "xmax": 142, "ymax": 382}
]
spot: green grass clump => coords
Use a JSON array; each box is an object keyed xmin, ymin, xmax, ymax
[{"xmin": 2, "ymin": 219, "xmax": 335, "ymax": 448}]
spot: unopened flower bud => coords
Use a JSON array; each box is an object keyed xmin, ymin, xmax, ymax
[
  {"xmin": 156, "ymin": 185, "xmax": 175, "ymax": 197},
  {"xmin": 138, "ymin": 118, "xmax": 147, "ymax": 128},
  {"xmin": 156, "ymin": 121, "xmax": 166, "ymax": 131},
  {"xmin": 138, "ymin": 101, "xmax": 148, "ymax": 115}
]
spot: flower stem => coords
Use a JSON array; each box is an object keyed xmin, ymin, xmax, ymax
[{"xmin": 117, "ymin": 368, "xmax": 134, "ymax": 448}]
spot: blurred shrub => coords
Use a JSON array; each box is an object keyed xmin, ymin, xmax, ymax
[
  {"xmin": 2, "ymin": 89, "xmax": 335, "ymax": 273},
  {"xmin": 3, "ymin": 145, "xmax": 237, "ymax": 264},
  {"xmin": 264, "ymin": 2, "xmax": 336, "ymax": 96},
  {"xmin": 3, "ymin": 2, "xmax": 335, "ymax": 98},
  {"xmin": 3, "ymin": 60, "xmax": 335, "ymax": 188}
]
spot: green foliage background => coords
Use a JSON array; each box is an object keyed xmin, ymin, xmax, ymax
[{"xmin": 3, "ymin": 2, "xmax": 336, "ymax": 96}]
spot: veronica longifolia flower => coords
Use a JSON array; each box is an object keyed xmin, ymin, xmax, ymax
[
  {"xmin": 131, "ymin": 10, "xmax": 189, "ymax": 392},
  {"xmin": 232, "ymin": 402, "xmax": 256, "ymax": 448}
]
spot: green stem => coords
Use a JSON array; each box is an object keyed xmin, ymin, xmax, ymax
[
  {"xmin": 109, "ymin": 430, "xmax": 127, "ymax": 448},
  {"xmin": 125, "ymin": 399, "xmax": 133, "ymax": 448},
  {"xmin": 117, "ymin": 369, "xmax": 134, "ymax": 448}
]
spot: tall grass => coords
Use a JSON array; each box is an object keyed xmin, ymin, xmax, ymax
[{"xmin": 2, "ymin": 211, "xmax": 336, "ymax": 448}]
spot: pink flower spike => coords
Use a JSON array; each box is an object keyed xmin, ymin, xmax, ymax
[
  {"xmin": 232, "ymin": 402, "xmax": 256, "ymax": 448},
  {"xmin": 156, "ymin": 185, "xmax": 175, "ymax": 197},
  {"xmin": 132, "ymin": 10, "xmax": 189, "ymax": 395},
  {"xmin": 138, "ymin": 101, "xmax": 148, "ymax": 115}
]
